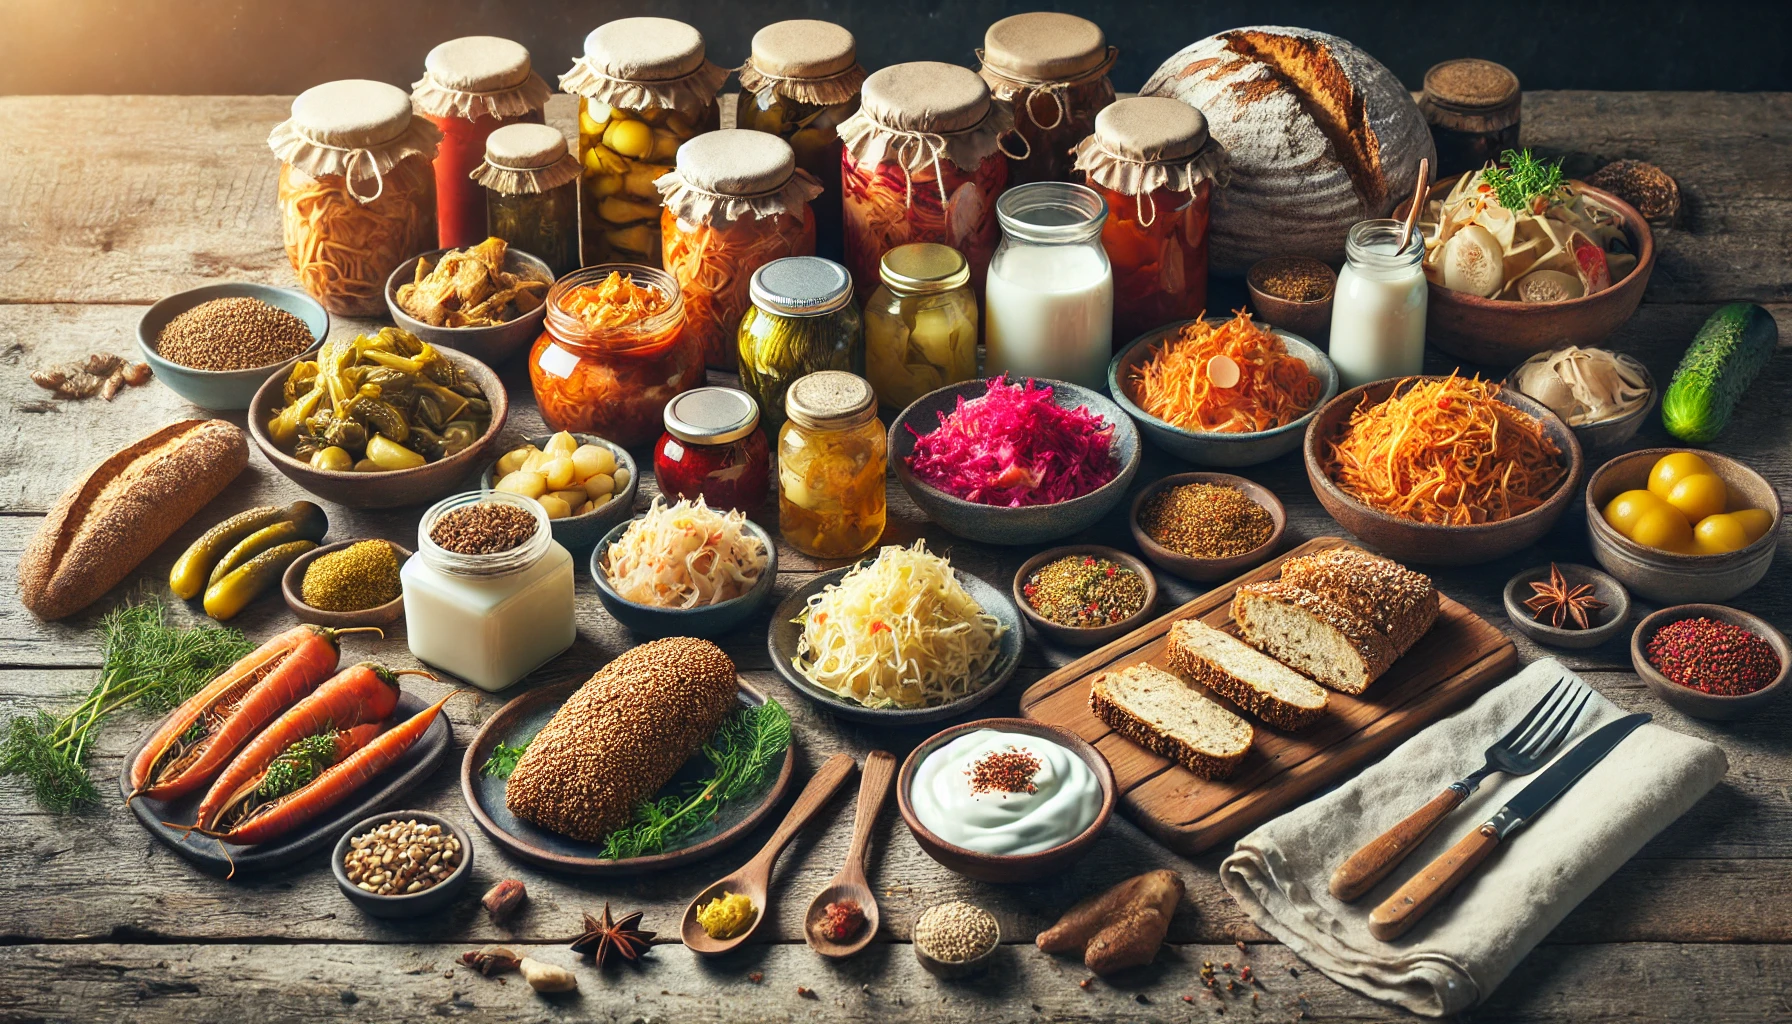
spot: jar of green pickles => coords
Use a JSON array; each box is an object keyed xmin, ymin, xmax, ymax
[
  {"xmin": 865, "ymin": 243, "xmax": 978, "ymax": 410},
  {"xmin": 475, "ymin": 123, "xmax": 581, "ymax": 277},
  {"xmin": 779, "ymin": 371, "xmax": 885, "ymax": 559},
  {"xmin": 738, "ymin": 257, "xmax": 863, "ymax": 435}
]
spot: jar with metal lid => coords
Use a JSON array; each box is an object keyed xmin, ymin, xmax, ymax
[
  {"xmin": 738, "ymin": 256, "xmax": 863, "ymax": 435},
  {"xmin": 658, "ymin": 130, "xmax": 823, "ymax": 369},
  {"xmin": 653, "ymin": 386, "xmax": 773, "ymax": 515},
  {"xmin": 1420, "ymin": 59, "xmax": 1522, "ymax": 180},
  {"xmin": 865, "ymin": 243, "xmax": 978, "ymax": 410},
  {"xmin": 778, "ymin": 371, "xmax": 886, "ymax": 559},
  {"xmin": 269, "ymin": 79, "xmax": 441, "ymax": 317},
  {"xmin": 978, "ymin": 12, "xmax": 1116, "ymax": 186},
  {"xmin": 985, "ymin": 181, "xmax": 1113, "ymax": 390},
  {"xmin": 560, "ymin": 17, "xmax": 728, "ymax": 267},
  {"xmin": 412, "ymin": 36, "xmax": 551, "ymax": 249},
  {"xmin": 736, "ymin": 19, "xmax": 865, "ymax": 262},
  {"xmin": 475, "ymin": 123, "xmax": 581, "ymax": 277},
  {"xmin": 1071, "ymin": 96, "xmax": 1226, "ymax": 345}
]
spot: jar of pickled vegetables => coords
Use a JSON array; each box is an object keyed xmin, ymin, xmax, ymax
[
  {"xmin": 475, "ymin": 123, "xmax": 581, "ymax": 277},
  {"xmin": 736, "ymin": 19, "xmax": 866, "ymax": 262},
  {"xmin": 977, "ymin": 12, "xmax": 1117, "ymax": 186},
  {"xmin": 837, "ymin": 62, "xmax": 1018, "ymax": 302},
  {"xmin": 559, "ymin": 18, "xmax": 727, "ymax": 268},
  {"xmin": 739, "ymin": 257, "xmax": 863, "ymax": 436},
  {"xmin": 865, "ymin": 243, "xmax": 978, "ymax": 410},
  {"xmin": 1072, "ymin": 97, "xmax": 1225, "ymax": 345},
  {"xmin": 529, "ymin": 264, "xmax": 703, "ymax": 447},
  {"xmin": 411, "ymin": 36, "xmax": 550, "ymax": 249},
  {"xmin": 779, "ymin": 371, "xmax": 885, "ymax": 559},
  {"xmin": 270, "ymin": 80, "xmax": 441, "ymax": 317},
  {"xmin": 658, "ymin": 130, "xmax": 822, "ymax": 369},
  {"xmin": 654, "ymin": 387, "xmax": 773, "ymax": 516}
]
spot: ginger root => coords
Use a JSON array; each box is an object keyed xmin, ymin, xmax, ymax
[{"xmin": 1036, "ymin": 869, "xmax": 1185, "ymax": 975}]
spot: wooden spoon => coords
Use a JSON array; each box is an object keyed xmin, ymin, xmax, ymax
[
  {"xmin": 681, "ymin": 752, "xmax": 858, "ymax": 955},
  {"xmin": 1397, "ymin": 157, "xmax": 1431, "ymax": 255},
  {"xmin": 802, "ymin": 749, "xmax": 897, "ymax": 959}
]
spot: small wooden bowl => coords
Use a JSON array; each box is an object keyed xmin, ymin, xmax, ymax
[
  {"xmin": 1129, "ymin": 472, "xmax": 1287, "ymax": 583},
  {"xmin": 282, "ymin": 539, "xmax": 411, "ymax": 629},
  {"xmin": 1631, "ymin": 604, "xmax": 1790, "ymax": 721},
  {"xmin": 1502, "ymin": 563, "xmax": 1631, "ymax": 650},
  {"xmin": 1247, "ymin": 256, "xmax": 1336, "ymax": 341},
  {"xmin": 1012, "ymin": 545, "xmax": 1158, "ymax": 647},
  {"xmin": 330, "ymin": 809, "xmax": 473, "ymax": 919}
]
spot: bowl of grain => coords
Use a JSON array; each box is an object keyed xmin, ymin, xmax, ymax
[
  {"xmin": 137, "ymin": 283, "xmax": 328, "ymax": 411},
  {"xmin": 912, "ymin": 901, "xmax": 1001, "ymax": 979},
  {"xmin": 1247, "ymin": 255, "xmax": 1336, "ymax": 341},
  {"xmin": 1129, "ymin": 472, "xmax": 1287, "ymax": 583},
  {"xmin": 332, "ymin": 809, "xmax": 473, "ymax": 919},
  {"xmin": 283, "ymin": 538, "xmax": 412, "ymax": 629}
]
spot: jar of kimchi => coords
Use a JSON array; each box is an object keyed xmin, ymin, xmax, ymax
[
  {"xmin": 560, "ymin": 18, "xmax": 727, "ymax": 268},
  {"xmin": 738, "ymin": 257, "xmax": 863, "ymax": 437},
  {"xmin": 865, "ymin": 243, "xmax": 978, "ymax": 410},
  {"xmin": 778, "ymin": 371, "xmax": 885, "ymax": 559},
  {"xmin": 1071, "ymin": 97, "xmax": 1226, "ymax": 346},
  {"xmin": 736, "ymin": 19, "xmax": 865, "ymax": 262},
  {"xmin": 475, "ymin": 123, "xmax": 581, "ymax": 277},
  {"xmin": 270, "ymin": 80, "xmax": 440, "ymax": 317},
  {"xmin": 657, "ymin": 130, "xmax": 822, "ymax": 369},
  {"xmin": 529, "ymin": 265, "xmax": 704, "ymax": 448},
  {"xmin": 977, "ymin": 12, "xmax": 1116, "ymax": 186},
  {"xmin": 654, "ymin": 386, "xmax": 772, "ymax": 516},
  {"xmin": 411, "ymin": 36, "xmax": 550, "ymax": 249},
  {"xmin": 836, "ymin": 62, "xmax": 1018, "ymax": 302}
]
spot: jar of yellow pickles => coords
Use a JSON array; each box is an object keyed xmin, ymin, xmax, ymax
[
  {"xmin": 559, "ymin": 17, "xmax": 727, "ymax": 267},
  {"xmin": 864, "ymin": 243, "xmax": 978, "ymax": 410},
  {"xmin": 779, "ymin": 371, "xmax": 885, "ymax": 559}
]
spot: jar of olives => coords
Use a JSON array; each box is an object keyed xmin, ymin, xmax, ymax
[
  {"xmin": 475, "ymin": 123, "xmax": 581, "ymax": 277},
  {"xmin": 978, "ymin": 13, "xmax": 1117, "ymax": 186},
  {"xmin": 778, "ymin": 371, "xmax": 886, "ymax": 559},
  {"xmin": 865, "ymin": 243, "xmax": 978, "ymax": 411},
  {"xmin": 738, "ymin": 257, "xmax": 864, "ymax": 437}
]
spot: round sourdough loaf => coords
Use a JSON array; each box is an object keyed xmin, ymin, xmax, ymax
[{"xmin": 1142, "ymin": 26, "xmax": 1434, "ymax": 274}]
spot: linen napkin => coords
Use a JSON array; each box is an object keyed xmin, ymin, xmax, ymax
[{"xmin": 1219, "ymin": 659, "xmax": 1728, "ymax": 1017}]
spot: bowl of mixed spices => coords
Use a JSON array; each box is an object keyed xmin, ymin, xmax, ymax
[
  {"xmin": 1247, "ymin": 255, "xmax": 1337, "ymax": 341},
  {"xmin": 1013, "ymin": 546, "xmax": 1157, "ymax": 647},
  {"xmin": 1631, "ymin": 604, "xmax": 1789, "ymax": 721},
  {"xmin": 283, "ymin": 538, "xmax": 411, "ymax": 629},
  {"xmin": 1130, "ymin": 473, "xmax": 1286, "ymax": 583},
  {"xmin": 137, "ymin": 284, "xmax": 328, "ymax": 410}
]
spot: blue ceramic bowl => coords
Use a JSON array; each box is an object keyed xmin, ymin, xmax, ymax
[
  {"xmin": 385, "ymin": 247, "xmax": 554, "ymax": 368},
  {"xmin": 889, "ymin": 378, "xmax": 1141, "ymax": 546},
  {"xmin": 588, "ymin": 516, "xmax": 778, "ymax": 638},
  {"xmin": 137, "ymin": 283, "xmax": 328, "ymax": 411},
  {"xmin": 1107, "ymin": 319, "xmax": 1338, "ymax": 467},
  {"xmin": 479, "ymin": 433, "xmax": 639, "ymax": 553}
]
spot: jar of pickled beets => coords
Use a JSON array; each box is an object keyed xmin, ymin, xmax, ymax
[{"xmin": 653, "ymin": 386, "xmax": 772, "ymax": 516}]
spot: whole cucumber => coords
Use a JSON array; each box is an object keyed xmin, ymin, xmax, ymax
[
  {"xmin": 169, "ymin": 504, "xmax": 285, "ymax": 600},
  {"xmin": 1661, "ymin": 303, "xmax": 1779, "ymax": 443},
  {"xmin": 203, "ymin": 540, "xmax": 316, "ymax": 621},
  {"xmin": 205, "ymin": 502, "xmax": 329, "ymax": 587}
]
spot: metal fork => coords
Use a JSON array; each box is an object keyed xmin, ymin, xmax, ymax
[{"xmin": 1328, "ymin": 677, "xmax": 1592, "ymax": 902}]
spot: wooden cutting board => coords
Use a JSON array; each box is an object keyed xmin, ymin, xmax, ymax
[{"xmin": 1019, "ymin": 537, "xmax": 1516, "ymax": 856}]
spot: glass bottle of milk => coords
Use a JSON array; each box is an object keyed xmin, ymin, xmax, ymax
[
  {"xmin": 1329, "ymin": 219, "xmax": 1428, "ymax": 388},
  {"xmin": 984, "ymin": 182, "xmax": 1114, "ymax": 389}
]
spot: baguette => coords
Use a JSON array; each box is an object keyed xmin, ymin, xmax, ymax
[
  {"xmin": 19, "ymin": 419, "xmax": 248, "ymax": 620},
  {"xmin": 1090, "ymin": 663, "xmax": 1253, "ymax": 779},
  {"xmin": 1166, "ymin": 619, "xmax": 1328, "ymax": 730},
  {"xmin": 1277, "ymin": 549, "xmax": 1438, "ymax": 654},
  {"xmin": 1231, "ymin": 582, "xmax": 1396, "ymax": 695}
]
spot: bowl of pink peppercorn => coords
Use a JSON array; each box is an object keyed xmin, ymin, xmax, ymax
[{"xmin": 1631, "ymin": 604, "xmax": 1789, "ymax": 721}]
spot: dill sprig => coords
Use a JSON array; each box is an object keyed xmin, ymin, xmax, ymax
[
  {"xmin": 481, "ymin": 741, "xmax": 530, "ymax": 780},
  {"xmin": 1481, "ymin": 148, "xmax": 1568, "ymax": 213},
  {"xmin": 258, "ymin": 731, "xmax": 340, "ymax": 799}
]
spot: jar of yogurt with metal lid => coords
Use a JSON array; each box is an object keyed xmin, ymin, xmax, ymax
[
  {"xmin": 1329, "ymin": 219, "xmax": 1428, "ymax": 389},
  {"xmin": 984, "ymin": 181, "xmax": 1114, "ymax": 390}
]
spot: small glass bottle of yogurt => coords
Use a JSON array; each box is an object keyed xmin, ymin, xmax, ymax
[
  {"xmin": 1328, "ymin": 218, "xmax": 1428, "ymax": 388},
  {"xmin": 984, "ymin": 181, "xmax": 1114, "ymax": 390}
]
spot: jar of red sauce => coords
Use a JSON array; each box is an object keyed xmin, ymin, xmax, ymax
[{"xmin": 654, "ymin": 387, "xmax": 772, "ymax": 516}]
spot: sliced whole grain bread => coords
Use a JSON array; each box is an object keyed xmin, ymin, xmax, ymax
[
  {"xmin": 1277, "ymin": 548, "xmax": 1438, "ymax": 654},
  {"xmin": 1230, "ymin": 581, "xmax": 1397, "ymax": 695},
  {"xmin": 1089, "ymin": 663, "xmax": 1253, "ymax": 779},
  {"xmin": 1165, "ymin": 619, "xmax": 1328, "ymax": 730}
]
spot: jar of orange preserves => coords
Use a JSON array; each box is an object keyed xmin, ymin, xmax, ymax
[{"xmin": 528, "ymin": 265, "xmax": 705, "ymax": 447}]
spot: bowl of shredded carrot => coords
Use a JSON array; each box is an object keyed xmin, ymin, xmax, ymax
[
  {"xmin": 1304, "ymin": 373, "xmax": 1583, "ymax": 566},
  {"xmin": 1109, "ymin": 314, "xmax": 1337, "ymax": 468}
]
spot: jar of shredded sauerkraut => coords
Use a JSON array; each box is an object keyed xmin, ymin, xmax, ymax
[
  {"xmin": 864, "ymin": 243, "xmax": 978, "ymax": 410},
  {"xmin": 977, "ymin": 12, "xmax": 1116, "ymax": 186},
  {"xmin": 779, "ymin": 371, "xmax": 885, "ymax": 559}
]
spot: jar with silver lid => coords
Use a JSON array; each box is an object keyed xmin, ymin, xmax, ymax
[
  {"xmin": 737, "ymin": 256, "xmax": 864, "ymax": 435},
  {"xmin": 777, "ymin": 371, "xmax": 885, "ymax": 559},
  {"xmin": 653, "ymin": 386, "xmax": 772, "ymax": 515}
]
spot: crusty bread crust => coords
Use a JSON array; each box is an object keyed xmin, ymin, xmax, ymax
[
  {"xmin": 1166, "ymin": 621, "xmax": 1327, "ymax": 731},
  {"xmin": 1089, "ymin": 671, "xmax": 1251, "ymax": 780},
  {"xmin": 1231, "ymin": 582, "xmax": 1396, "ymax": 695},
  {"xmin": 1277, "ymin": 549, "xmax": 1438, "ymax": 654}
]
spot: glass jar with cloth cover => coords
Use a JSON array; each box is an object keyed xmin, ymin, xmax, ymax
[
  {"xmin": 736, "ymin": 19, "xmax": 866, "ymax": 262},
  {"xmin": 560, "ymin": 17, "xmax": 727, "ymax": 268},
  {"xmin": 836, "ymin": 62, "xmax": 1021, "ymax": 302},
  {"xmin": 657, "ymin": 129, "xmax": 823, "ymax": 369},
  {"xmin": 1072, "ymin": 96, "xmax": 1226, "ymax": 344},
  {"xmin": 411, "ymin": 36, "xmax": 551, "ymax": 249},
  {"xmin": 738, "ymin": 256, "xmax": 863, "ymax": 436},
  {"xmin": 978, "ymin": 12, "xmax": 1117, "ymax": 186},
  {"xmin": 269, "ymin": 79, "xmax": 441, "ymax": 317},
  {"xmin": 865, "ymin": 243, "xmax": 978, "ymax": 410},
  {"xmin": 474, "ymin": 123, "xmax": 581, "ymax": 277}
]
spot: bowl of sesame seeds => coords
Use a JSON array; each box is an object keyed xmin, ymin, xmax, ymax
[
  {"xmin": 1129, "ymin": 472, "xmax": 1287, "ymax": 583},
  {"xmin": 137, "ymin": 283, "xmax": 328, "ymax": 410}
]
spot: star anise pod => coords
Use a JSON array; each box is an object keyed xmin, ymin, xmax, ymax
[
  {"xmin": 461, "ymin": 945, "xmax": 522, "ymax": 976},
  {"xmin": 570, "ymin": 903, "xmax": 654, "ymax": 967},
  {"xmin": 1524, "ymin": 563, "xmax": 1607, "ymax": 629}
]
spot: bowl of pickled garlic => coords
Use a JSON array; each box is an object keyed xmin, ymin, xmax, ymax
[{"xmin": 478, "ymin": 432, "xmax": 638, "ymax": 553}]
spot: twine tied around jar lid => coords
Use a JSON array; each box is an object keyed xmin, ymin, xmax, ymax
[
  {"xmin": 838, "ymin": 62, "xmax": 1026, "ymax": 209},
  {"xmin": 738, "ymin": 19, "xmax": 867, "ymax": 107},
  {"xmin": 472, "ymin": 123, "xmax": 580, "ymax": 195},
  {"xmin": 268, "ymin": 79, "xmax": 442, "ymax": 205},
  {"xmin": 655, "ymin": 129, "xmax": 824, "ymax": 228},
  {"xmin": 1071, "ymin": 96, "xmax": 1227, "ymax": 227},
  {"xmin": 412, "ymin": 36, "xmax": 552, "ymax": 121},
  {"xmin": 559, "ymin": 17, "xmax": 729, "ymax": 118},
  {"xmin": 977, "ymin": 12, "xmax": 1117, "ymax": 133}
]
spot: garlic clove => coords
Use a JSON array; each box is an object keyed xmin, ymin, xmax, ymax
[{"xmin": 1440, "ymin": 224, "xmax": 1505, "ymax": 298}]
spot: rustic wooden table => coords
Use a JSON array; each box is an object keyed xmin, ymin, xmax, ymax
[{"xmin": 1, "ymin": 92, "xmax": 1788, "ymax": 1024}]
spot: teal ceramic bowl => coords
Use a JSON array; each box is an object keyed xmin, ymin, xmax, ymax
[
  {"xmin": 479, "ymin": 433, "xmax": 638, "ymax": 553},
  {"xmin": 588, "ymin": 516, "xmax": 778, "ymax": 638},
  {"xmin": 1107, "ymin": 318, "xmax": 1338, "ymax": 467},
  {"xmin": 137, "ymin": 283, "xmax": 328, "ymax": 411}
]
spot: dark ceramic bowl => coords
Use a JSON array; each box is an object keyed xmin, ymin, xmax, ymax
[
  {"xmin": 282, "ymin": 538, "xmax": 411, "ymax": 629},
  {"xmin": 137, "ymin": 282, "xmax": 327, "ymax": 411},
  {"xmin": 1129, "ymin": 472, "xmax": 1288, "ymax": 583},
  {"xmin": 1504, "ymin": 352, "xmax": 1657, "ymax": 452},
  {"xmin": 331, "ymin": 809, "xmax": 473, "ymax": 919},
  {"xmin": 889, "ymin": 378, "xmax": 1141, "ymax": 545},
  {"xmin": 1631, "ymin": 604, "xmax": 1790, "ymax": 721},
  {"xmin": 248, "ymin": 345, "xmax": 509, "ymax": 510},
  {"xmin": 1502, "ymin": 562, "xmax": 1631, "ymax": 650},
  {"xmin": 479, "ymin": 432, "xmax": 639, "ymax": 553},
  {"xmin": 1304, "ymin": 377, "xmax": 1583, "ymax": 566},
  {"xmin": 589, "ymin": 516, "xmax": 778, "ymax": 638},
  {"xmin": 1012, "ymin": 545, "xmax": 1158, "ymax": 647},
  {"xmin": 897, "ymin": 718, "xmax": 1115, "ymax": 883},
  {"xmin": 385, "ymin": 247, "xmax": 553, "ymax": 367},
  {"xmin": 1246, "ymin": 256, "xmax": 1336, "ymax": 342}
]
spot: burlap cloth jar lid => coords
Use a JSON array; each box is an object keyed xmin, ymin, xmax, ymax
[
  {"xmin": 838, "ymin": 62, "xmax": 1017, "ymax": 179},
  {"xmin": 981, "ymin": 12, "xmax": 1115, "ymax": 83},
  {"xmin": 559, "ymin": 17, "xmax": 728, "ymax": 115},
  {"xmin": 656, "ymin": 129, "xmax": 824, "ymax": 227},
  {"xmin": 269, "ymin": 79, "xmax": 442, "ymax": 203},
  {"xmin": 412, "ymin": 36, "xmax": 552, "ymax": 120},
  {"xmin": 473, "ymin": 123, "xmax": 580, "ymax": 195},
  {"xmin": 1073, "ymin": 96, "xmax": 1226, "ymax": 203},
  {"xmin": 739, "ymin": 19, "xmax": 866, "ymax": 106}
]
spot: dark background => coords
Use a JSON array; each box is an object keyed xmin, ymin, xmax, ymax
[{"xmin": 3, "ymin": 0, "xmax": 1787, "ymax": 95}]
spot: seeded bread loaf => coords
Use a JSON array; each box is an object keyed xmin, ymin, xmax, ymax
[
  {"xmin": 1231, "ymin": 582, "xmax": 1396, "ymax": 695},
  {"xmin": 1277, "ymin": 549, "xmax": 1438, "ymax": 654},
  {"xmin": 1090, "ymin": 663, "xmax": 1253, "ymax": 779},
  {"xmin": 1165, "ymin": 619, "xmax": 1328, "ymax": 730}
]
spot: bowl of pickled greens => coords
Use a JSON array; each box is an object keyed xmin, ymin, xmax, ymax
[{"xmin": 250, "ymin": 327, "xmax": 508, "ymax": 509}]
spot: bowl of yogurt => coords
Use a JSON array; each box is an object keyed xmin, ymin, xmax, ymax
[{"xmin": 897, "ymin": 718, "xmax": 1114, "ymax": 882}]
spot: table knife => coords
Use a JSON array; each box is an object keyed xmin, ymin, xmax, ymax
[{"xmin": 1367, "ymin": 712, "xmax": 1651, "ymax": 941}]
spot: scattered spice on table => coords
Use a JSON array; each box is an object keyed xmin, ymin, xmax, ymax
[
  {"xmin": 31, "ymin": 352, "xmax": 152, "ymax": 401},
  {"xmin": 1023, "ymin": 554, "xmax": 1148, "ymax": 628},
  {"xmin": 695, "ymin": 891, "xmax": 757, "ymax": 939},
  {"xmin": 1254, "ymin": 258, "xmax": 1334, "ymax": 302},
  {"xmin": 1523, "ymin": 563, "xmax": 1607, "ymax": 630},
  {"xmin": 343, "ymin": 818, "xmax": 462, "ymax": 895},
  {"xmin": 482, "ymin": 879, "xmax": 527, "ymax": 923},
  {"xmin": 571, "ymin": 903, "xmax": 654, "ymax": 966},
  {"xmin": 461, "ymin": 945, "xmax": 522, "ymax": 976},
  {"xmin": 913, "ymin": 901, "xmax": 998, "ymax": 963},
  {"xmin": 1140, "ymin": 483, "xmax": 1273, "ymax": 558},
  {"xmin": 430, "ymin": 501, "xmax": 538, "ymax": 555},
  {"xmin": 967, "ymin": 746, "xmax": 1041, "ymax": 796},
  {"xmin": 301, "ymin": 540, "xmax": 402, "ymax": 611},
  {"xmin": 156, "ymin": 296, "xmax": 314, "ymax": 370},
  {"xmin": 1646, "ymin": 617, "xmax": 1780, "ymax": 696},
  {"xmin": 812, "ymin": 899, "xmax": 866, "ymax": 943}
]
